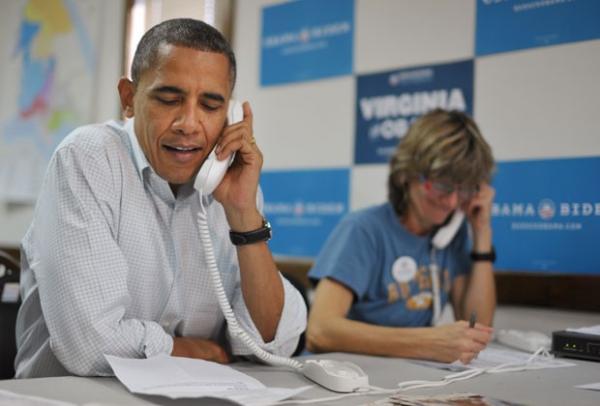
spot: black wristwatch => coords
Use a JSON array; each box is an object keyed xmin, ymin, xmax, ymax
[
  {"xmin": 470, "ymin": 246, "xmax": 496, "ymax": 263},
  {"xmin": 229, "ymin": 218, "xmax": 272, "ymax": 246}
]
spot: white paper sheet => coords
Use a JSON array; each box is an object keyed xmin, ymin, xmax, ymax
[
  {"xmin": 106, "ymin": 354, "xmax": 311, "ymax": 405},
  {"xmin": 466, "ymin": 347, "xmax": 575, "ymax": 370},
  {"xmin": 412, "ymin": 346, "xmax": 575, "ymax": 372},
  {"xmin": 575, "ymin": 382, "xmax": 600, "ymax": 391},
  {"xmin": 566, "ymin": 325, "xmax": 600, "ymax": 336}
]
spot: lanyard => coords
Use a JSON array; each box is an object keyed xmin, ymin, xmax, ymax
[{"xmin": 429, "ymin": 246, "xmax": 441, "ymax": 326}]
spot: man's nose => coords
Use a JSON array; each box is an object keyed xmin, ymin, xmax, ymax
[{"xmin": 172, "ymin": 103, "xmax": 202, "ymax": 135}]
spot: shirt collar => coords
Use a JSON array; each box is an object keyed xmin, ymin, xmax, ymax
[{"xmin": 124, "ymin": 118, "xmax": 150, "ymax": 179}]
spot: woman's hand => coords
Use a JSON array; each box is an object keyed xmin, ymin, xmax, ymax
[
  {"xmin": 429, "ymin": 321, "xmax": 494, "ymax": 364},
  {"xmin": 463, "ymin": 183, "xmax": 495, "ymax": 251}
]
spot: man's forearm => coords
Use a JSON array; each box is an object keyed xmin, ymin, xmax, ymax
[{"xmin": 236, "ymin": 241, "xmax": 284, "ymax": 342}]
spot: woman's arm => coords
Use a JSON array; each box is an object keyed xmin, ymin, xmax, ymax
[
  {"xmin": 307, "ymin": 278, "xmax": 493, "ymax": 364},
  {"xmin": 454, "ymin": 184, "xmax": 497, "ymax": 325}
]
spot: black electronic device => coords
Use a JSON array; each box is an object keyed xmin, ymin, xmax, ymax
[{"xmin": 551, "ymin": 330, "xmax": 600, "ymax": 362}]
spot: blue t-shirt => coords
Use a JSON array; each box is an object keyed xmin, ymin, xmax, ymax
[{"xmin": 309, "ymin": 203, "xmax": 471, "ymax": 327}]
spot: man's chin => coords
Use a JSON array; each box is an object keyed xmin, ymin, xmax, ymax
[{"xmin": 161, "ymin": 173, "xmax": 195, "ymax": 188}]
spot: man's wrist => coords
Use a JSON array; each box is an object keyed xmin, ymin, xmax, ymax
[{"xmin": 225, "ymin": 208, "xmax": 263, "ymax": 232}]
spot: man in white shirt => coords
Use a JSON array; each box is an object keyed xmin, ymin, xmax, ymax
[{"xmin": 15, "ymin": 18, "xmax": 306, "ymax": 378}]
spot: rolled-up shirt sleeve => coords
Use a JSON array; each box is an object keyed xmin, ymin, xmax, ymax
[
  {"xmin": 227, "ymin": 274, "xmax": 307, "ymax": 357},
  {"xmin": 33, "ymin": 143, "xmax": 172, "ymax": 376}
]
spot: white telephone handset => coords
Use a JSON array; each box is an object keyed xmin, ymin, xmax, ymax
[
  {"xmin": 195, "ymin": 99, "xmax": 369, "ymax": 393},
  {"xmin": 432, "ymin": 210, "xmax": 465, "ymax": 250},
  {"xmin": 194, "ymin": 100, "xmax": 242, "ymax": 195}
]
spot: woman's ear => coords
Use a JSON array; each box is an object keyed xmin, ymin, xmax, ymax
[{"xmin": 117, "ymin": 77, "xmax": 135, "ymax": 118}]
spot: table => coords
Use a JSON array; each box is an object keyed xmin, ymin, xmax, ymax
[{"xmin": 1, "ymin": 306, "xmax": 598, "ymax": 405}]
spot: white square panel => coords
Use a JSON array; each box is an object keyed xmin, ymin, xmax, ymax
[
  {"xmin": 355, "ymin": 0, "xmax": 475, "ymax": 74},
  {"xmin": 351, "ymin": 164, "xmax": 389, "ymax": 210},
  {"xmin": 475, "ymin": 40, "xmax": 600, "ymax": 161}
]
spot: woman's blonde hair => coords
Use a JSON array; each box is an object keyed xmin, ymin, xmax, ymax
[{"xmin": 388, "ymin": 109, "xmax": 495, "ymax": 215}]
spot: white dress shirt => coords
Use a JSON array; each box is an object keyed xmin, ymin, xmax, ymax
[{"xmin": 15, "ymin": 120, "xmax": 306, "ymax": 378}]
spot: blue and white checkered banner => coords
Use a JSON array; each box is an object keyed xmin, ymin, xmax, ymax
[
  {"xmin": 355, "ymin": 59, "xmax": 473, "ymax": 165},
  {"xmin": 476, "ymin": 0, "xmax": 600, "ymax": 56},
  {"xmin": 260, "ymin": 0, "xmax": 354, "ymax": 86},
  {"xmin": 260, "ymin": 168, "xmax": 349, "ymax": 258},
  {"xmin": 492, "ymin": 157, "xmax": 600, "ymax": 274}
]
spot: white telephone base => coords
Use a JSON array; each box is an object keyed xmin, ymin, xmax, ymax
[
  {"xmin": 496, "ymin": 329, "xmax": 551, "ymax": 353},
  {"xmin": 301, "ymin": 359, "xmax": 369, "ymax": 393}
]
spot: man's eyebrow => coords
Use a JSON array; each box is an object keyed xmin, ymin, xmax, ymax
[
  {"xmin": 150, "ymin": 85, "xmax": 185, "ymax": 95},
  {"xmin": 202, "ymin": 92, "xmax": 225, "ymax": 103},
  {"xmin": 149, "ymin": 87, "xmax": 225, "ymax": 103}
]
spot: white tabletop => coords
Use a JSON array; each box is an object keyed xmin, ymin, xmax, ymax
[{"xmin": 1, "ymin": 306, "xmax": 598, "ymax": 405}]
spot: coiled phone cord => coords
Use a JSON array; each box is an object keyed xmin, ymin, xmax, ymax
[{"xmin": 196, "ymin": 206, "xmax": 304, "ymax": 371}]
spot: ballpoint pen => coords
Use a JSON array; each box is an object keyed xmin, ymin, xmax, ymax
[{"xmin": 469, "ymin": 311, "xmax": 477, "ymax": 328}]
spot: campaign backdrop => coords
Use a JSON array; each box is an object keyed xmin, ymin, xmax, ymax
[
  {"xmin": 260, "ymin": 169, "xmax": 349, "ymax": 258},
  {"xmin": 476, "ymin": 0, "xmax": 600, "ymax": 56},
  {"xmin": 244, "ymin": 0, "xmax": 600, "ymax": 274},
  {"xmin": 355, "ymin": 60, "xmax": 474, "ymax": 165},
  {"xmin": 492, "ymin": 157, "xmax": 600, "ymax": 274},
  {"xmin": 260, "ymin": 0, "xmax": 353, "ymax": 86}
]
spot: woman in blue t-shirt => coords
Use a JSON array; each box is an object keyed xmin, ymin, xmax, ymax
[{"xmin": 307, "ymin": 109, "xmax": 496, "ymax": 364}]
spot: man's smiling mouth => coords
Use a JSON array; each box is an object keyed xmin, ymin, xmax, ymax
[
  {"xmin": 163, "ymin": 145, "xmax": 202, "ymax": 152},
  {"xmin": 162, "ymin": 144, "xmax": 204, "ymax": 163}
]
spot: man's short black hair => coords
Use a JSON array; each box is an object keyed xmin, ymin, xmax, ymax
[{"xmin": 131, "ymin": 18, "xmax": 236, "ymax": 88}]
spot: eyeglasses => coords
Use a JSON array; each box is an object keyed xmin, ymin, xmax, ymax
[{"xmin": 420, "ymin": 176, "xmax": 480, "ymax": 201}]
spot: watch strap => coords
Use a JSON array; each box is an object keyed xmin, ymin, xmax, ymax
[
  {"xmin": 229, "ymin": 219, "xmax": 272, "ymax": 246},
  {"xmin": 470, "ymin": 246, "xmax": 496, "ymax": 263}
]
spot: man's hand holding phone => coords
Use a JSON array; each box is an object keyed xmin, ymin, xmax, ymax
[{"xmin": 213, "ymin": 101, "xmax": 264, "ymax": 232}]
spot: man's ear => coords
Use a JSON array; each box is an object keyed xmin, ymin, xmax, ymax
[{"xmin": 118, "ymin": 77, "xmax": 135, "ymax": 118}]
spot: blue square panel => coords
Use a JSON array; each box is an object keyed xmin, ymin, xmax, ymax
[
  {"xmin": 492, "ymin": 157, "xmax": 600, "ymax": 274},
  {"xmin": 261, "ymin": 168, "xmax": 350, "ymax": 258}
]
